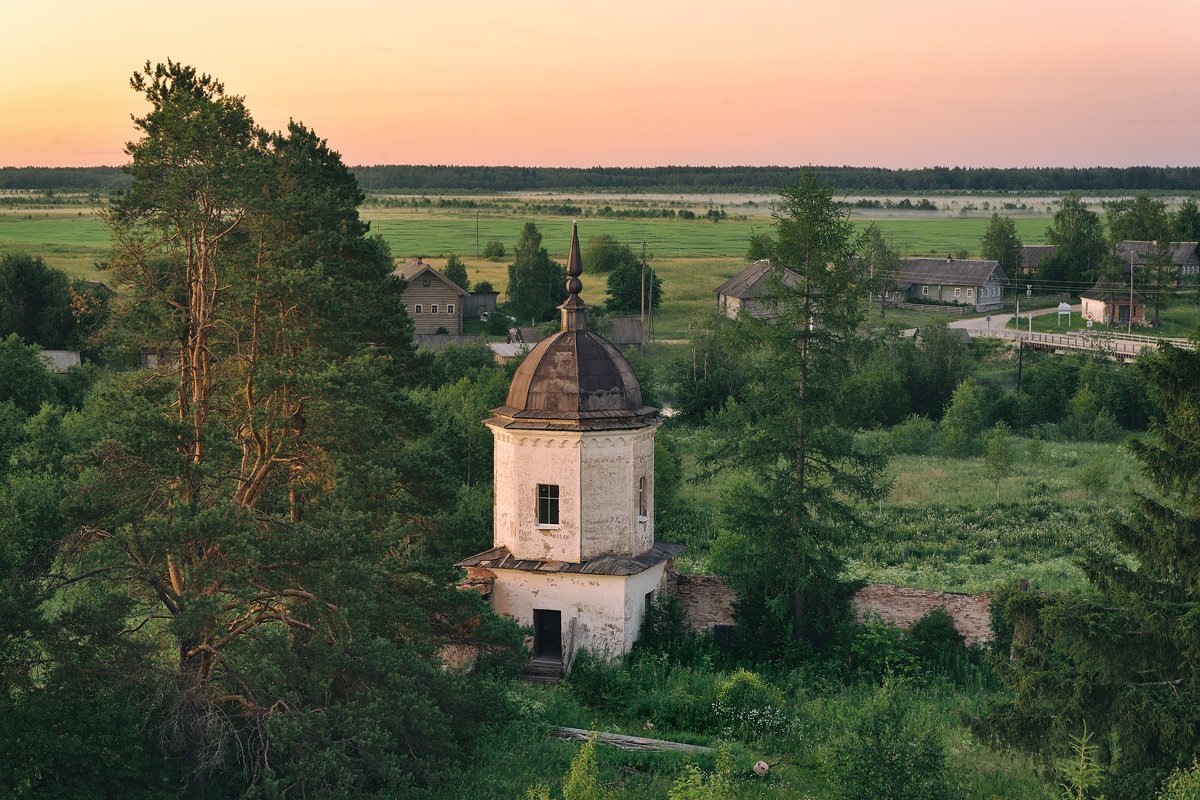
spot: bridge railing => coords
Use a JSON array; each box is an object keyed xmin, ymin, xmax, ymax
[{"xmin": 968, "ymin": 328, "xmax": 1184, "ymax": 355}]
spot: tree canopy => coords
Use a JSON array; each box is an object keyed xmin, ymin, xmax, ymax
[
  {"xmin": 506, "ymin": 222, "xmax": 567, "ymax": 323},
  {"xmin": 705, "ymin": 175, "xmax": 888, "ymax": 650},
  {"xmin": 980, "ymin": 213, "xmax": 1023, "ymax": 276},
  {"xmin": 0, "ymin": 60, "xmax": 520, "ymax": 798},
  {"xmin": 985, "ymin": 340, "xmax": 1200, "ymax": 799},
  {"xmin": 1039, "ymin": 193, "xmax": 1108, "ymax": 287}
]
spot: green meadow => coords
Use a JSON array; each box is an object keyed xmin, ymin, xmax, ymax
[
  {"xmin": 0, "ymin": 202, "xmax": 1052, "ymax": 275},
  {"xmin": 0, "ymin": 203, "xmax": 1055, "ymax": 340}
]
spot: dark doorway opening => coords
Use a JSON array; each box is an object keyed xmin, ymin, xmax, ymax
[{"xmin": 533, "ymin": 609, "xmax": 562, "ymax": 660}]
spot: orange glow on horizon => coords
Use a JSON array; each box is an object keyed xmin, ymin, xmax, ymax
[{"xmin": 3, "ymin": 0, "xmax": 1199, "ymax": 169}]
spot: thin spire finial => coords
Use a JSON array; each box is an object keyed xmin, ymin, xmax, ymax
[{"xmin": 561, "ymin": 221, "xmax": 587, "ymax": 331}]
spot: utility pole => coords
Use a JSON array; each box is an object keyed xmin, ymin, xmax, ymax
[
  {"xmin": 1128, "ymin": 249, "xmax": 1135, "ymax": 336},
  {"xmin": 648, "ymin": 266, "xmax": 655, "ymax": 342},
  {"xmin": 475, "ymin": 211, "xmax": 480, "ymax": 258},
  {"xmin": 1016, "ymin": 339, "xmax": 1024, "ymax": 391},
  {"xmin": 640, "ymin": 240, "xmax": 647, "ymax": 335}
]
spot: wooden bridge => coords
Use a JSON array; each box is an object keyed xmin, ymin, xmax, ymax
[{"xmin": 969, "ymin": 328, "xmax": 1193, "ymax": 361}]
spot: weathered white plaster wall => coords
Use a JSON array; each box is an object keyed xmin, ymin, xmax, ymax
[
  {"xmin": 493, "ymin": 424, "xmax": 656, "ymax": 562},
  {"xmin": 579, "ymin": 427, "xmax": 656, "ymax": 559},
  {"xmin": 493, "ymin": 430, "xmax": 582, "ymax": 562},
  {"xmin": 489, "ymin": 563, "xmax": 669, "ymax": 658},
  {"xmin": 620, "ymin": 564, "xmax": 668, "ymax": 652}
]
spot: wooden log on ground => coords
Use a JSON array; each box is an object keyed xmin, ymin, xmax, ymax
[{"xmin": 552, "ymin": 727, "xmax": 715, "ymax": 754}]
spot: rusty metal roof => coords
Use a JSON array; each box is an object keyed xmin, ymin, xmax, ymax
[
  {"xmin": 489, "ymin": 222, "xmax": 657, "ymax": 431},
  {"xmin": 491, "ymin": 329, "xmax": 657, "ymax": 429},
  {"xmin": 456, "ymin": 541, "xmax": 684, "ymax": 577}
]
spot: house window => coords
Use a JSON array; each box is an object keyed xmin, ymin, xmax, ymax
[
  {"xmin": 431, "ymin": 304, "xmax": 439, "ymax": 315},
  {"xmin": 447, "ymin": 304, "xmax": 455, "ymax": 315},
  {"xmin": 537, "ymin": 484, "xmax": 559, "ymax": 526},
  {"xmin": 414, "ymin": 304, "xmax": 422, "ymax": 314},
  {"xmin": 922, "ymin": 286, "xmax": 929, "ymax": 296},
  {"xmin": 638, "ymin": 477, "xmax": 647, "ymax": 518},
  {"xmin": 422, "ymin": 279, "xmax": 431, "ymax": 287},
  {"xmin": 954, "ymin": 288, "xmax": 961, "ymax": 297},
  {"xmin": 967, "ymin": 288, "xmax": 973, "ymax": 297}
]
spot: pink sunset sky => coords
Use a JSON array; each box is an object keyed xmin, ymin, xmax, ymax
[{"xmin": 3, "ymin": 0, "xmax": 1198, "ymax": 169}]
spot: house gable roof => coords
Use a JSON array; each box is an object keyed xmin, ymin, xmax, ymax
[
  {"xmin": 897, "ymin": 257, "xmax": 1007, "ymax": 287},
  {"xmin": 1080, "ymin": 277, "xmax": 1150, "ymax": 303},
  {"xmin": 1117, "ymin": 240, "xmax": 1200, "ymax": 267},
  {"xmin": 392, "ymin": 259, "xmax": 469, "ymax": 298},
  {"xmin": 714, "ymin": 259, "xmax": 801, "ymax": 300},
  {"xmin": 1021, "ymin": 245, "xmax": 1055, "ymax": 271}
]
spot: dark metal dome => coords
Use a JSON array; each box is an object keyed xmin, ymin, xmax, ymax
[{"xmin": 488, "ymin": 222, "xmax": 657, "ymax": 431}]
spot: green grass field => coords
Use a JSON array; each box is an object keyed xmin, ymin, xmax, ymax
[
  {"xmin": 0, "ymin": 209, "xmax": 109, "ymax": 279},
  {"xmin": 0, "ymin": 203, "xmax": 1060, "ymax": 340},
  {"xmin": 0, "ymin": 202, "xmax": 1051, "ymax": 278}
]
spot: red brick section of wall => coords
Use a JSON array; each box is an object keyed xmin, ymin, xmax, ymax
[
  {"xmin": 852, "ymin": 584, "xmax": 992, "ymax": 645},
  {"xmin": 669, "ymin": 573, "xmax": 993, "ymax": 646},
  {"xmin": 668, "ymin": 573, "xmax": 738, "ymax": 630}
]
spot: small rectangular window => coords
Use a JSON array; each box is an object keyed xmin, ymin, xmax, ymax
[
  {"xmin": 431, "ymin": 304, "xmax": 439, "ymax": 315},
  {"xmin": 966, "ymin": 288, "xmax": 973, "ymax": 297},
  {"xmin": 638, "ymin": 476, "xmax": 647, "ymax": 518},
  {"xmin": 922, "ymin": 286, "xmax": 929, "ymax": 295},
  {"xmin": 414, "ymin": 304, "xmax": 422, "ymax": 314},
  {"xmin": 537, "ymin": 484, "xmax": 559, "ymax": 526},
  {"xmin": 447, "ymin": 304, "xmax": 455, "ymax": 314},
  {"xmin": 954, "ymin": 288, "xmax": 961, "ymax": 297}
]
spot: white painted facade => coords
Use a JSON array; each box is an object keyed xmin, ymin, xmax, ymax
[
  {"xmin": 491, "ymin": 426, "xmax": 656, "ymax": 562},
  {"xmin": 485, "ymin": 565, "xmax": 665, "ymax": 659},
  {"xmin": 483, "ymin": 423, "xmax": 663, "ymax": 663}
]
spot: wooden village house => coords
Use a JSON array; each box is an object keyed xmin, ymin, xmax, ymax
[
  {"xmin": 714, "ymin": 259, "xmax": 800, "ymax": 319},
  {"xmin": 1020, "ymin": 245, "xmax": 1056, "ymax": 276},
  {"xmin": 393, "ymin": 258, "xmax": 468, "ymax": 334},
  {"xmin": 457, "ymin": 224, "xmax": 681, "ymax": 678},
  {"xmin": 896, "ymin": 257, "xmax": 1007, "ymax": 312},
  {"xmin": 1116, "ymin": 240, "xmax": 1200, "ymax": 286}
]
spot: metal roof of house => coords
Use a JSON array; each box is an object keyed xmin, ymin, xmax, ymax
[
  {"xmin": 455, "ymin": 541, "xmax": 684, "ymax": 577},
  {"xmin": 897, "ymin": 257, "xmax": 1007, "ymax": 287},
  {"xmin": 1021, "ymin": 245, "xmax": 1056, "ymax": 271},
  {"xmin": 714, "ymin": 260, "xmax": 801, "ymax": 300},
  {"xmin": 1080, "ymin": 278, "xmax": 1150, "ymax": 303},
  {"xmin": 1116, "ymin": 241, "xmax": 1200, "ymax": 267}
]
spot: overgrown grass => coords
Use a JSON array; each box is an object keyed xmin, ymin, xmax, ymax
[
  {"xmin": 446, "ymin": 652, "xmax": 1053, "ymax": 800},
  {"xmin": 664, "ymin": 423, "xmax": 1142, "ymax": 593}
]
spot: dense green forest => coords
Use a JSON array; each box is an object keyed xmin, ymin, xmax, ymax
[{"xmin": 8, "ymin": 164, "xmax": 1200, "ymax": 193}]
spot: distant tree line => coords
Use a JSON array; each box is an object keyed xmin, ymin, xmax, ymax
[
  {"xmin": 351, "ymin": 165, "xmax": 1200, "ymax": 193},
  {"xmin": 12, "ymin": 164, "xmax": 1200, "ymax": 193}
]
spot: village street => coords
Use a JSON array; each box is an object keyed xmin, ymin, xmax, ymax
[{"xmin": 948, "ymin": 303, "xmax": 1066, "ymax": 332}]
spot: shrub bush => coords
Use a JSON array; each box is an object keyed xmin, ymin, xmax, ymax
[
  {"xmin": 829, "ymin": 679, "xmax": 950, "ymax": 800},
  {"xmin": 888, "ymin": 414, "xmax": 937, "ymax": 455},
  {"xmin": 1157, "ymin": 758, "xmax": 1200, "ymax": 800},
  {"xmin": 483, "ymin": 239, "xmax": 506, "ymax": 259},
  {"xmin": 712, "ymin": 669, "xmax": 789, "ymax": 743}
]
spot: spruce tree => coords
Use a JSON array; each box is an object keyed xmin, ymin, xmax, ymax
[
  {"xmin": 706, "ymin": 175, "xmax": 888, "ymax": 645},
  {"xmin": 986, "ymin": 340, "xmax": 1200, "ymax": 799}
]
